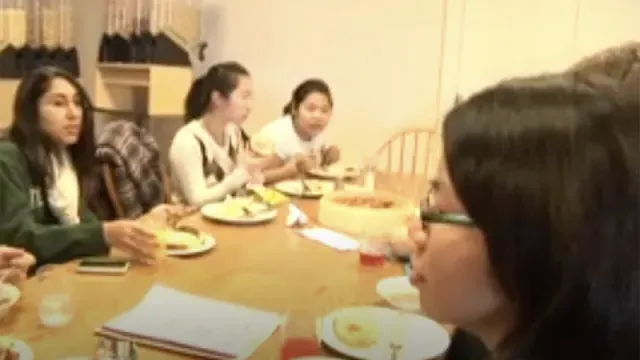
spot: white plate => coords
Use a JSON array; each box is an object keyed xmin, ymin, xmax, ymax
[
  {"xmin": 376, "ymin": 276, "xmax": 421, "ymax": 313},
  {"xmin": 0, "ymin": 284, "xmax": 21, "ymax": 319},
  {"xmin": 308, "ymin": 164, "xmax": 360, "ymax": 179},
  {"xmin": 293, "ymin": 357, "xmax": 342, "ymax": 360},
  {"xmin": 320, "ymin": 306, "xmax": 450, "ymax": 360},
  {"xmin": 6, "ymin": 339, "xmax": 34, "ymax": 360},
  {"xmin": 166, "ymin": 234, "xmax": 216, "ymax": 256},
  {"xmin": 201, "ymin": 202, "xmax": 278, "ymax": 225},
  {"xmin": 273, "ymin": 180, "xmax": 335, "ymax": 198}
]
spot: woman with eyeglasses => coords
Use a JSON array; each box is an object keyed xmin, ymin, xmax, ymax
[{"xmin": 406, "ymin": 74, "xmax": 638, "ymax": 360}]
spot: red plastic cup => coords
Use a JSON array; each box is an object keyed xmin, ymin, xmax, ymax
[
  {"xmin": 359, "ymin": 238, "xmax": 387, "ymax": 267},
  {"xmin": 280, "ymin": 337, "xmax": 322, "ymax": 360}
]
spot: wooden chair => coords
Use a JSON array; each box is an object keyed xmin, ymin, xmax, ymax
[
  {"xmin": 101, "ymin": 162, "xmax": 173, "ymax": 220},
  {"xmin": 375, "ymin": 127, "xmax": 439, "ymax": 202}
]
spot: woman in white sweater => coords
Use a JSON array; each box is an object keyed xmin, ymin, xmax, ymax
[{"xmin": 169, "ymin": 62, "xmax": 259, "ymax": 206}]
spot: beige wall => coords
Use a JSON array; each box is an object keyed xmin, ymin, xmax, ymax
[
  {"xmin": 200, "ymin": 0, "xmax": 639, "ymax": 166},
  {"xmin": 201, "ymin": 0, "xmax": 450, "ymax": 164},
  {"xmin": 1, "ymin": 0, "xmax": 638, "ymax": 165},
  {"xmin": 0, "ymin": 81, "xmax": 18, "ymax": 129},
  {"xmin": 456, "ymin": 0, "xmax": 639, "ymax": 97}
]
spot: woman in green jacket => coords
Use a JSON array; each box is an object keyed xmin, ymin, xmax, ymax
[{"xmin": 0, "ymin": 66, "xmax": 159, "ymax": 267}]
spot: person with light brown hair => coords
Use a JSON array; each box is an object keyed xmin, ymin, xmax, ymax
[{"xmin": 567, "ymin": 41, "xmax": 639, "ymax": 103}]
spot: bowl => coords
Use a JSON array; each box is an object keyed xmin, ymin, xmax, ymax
[
  {"xmin": 375, "ymin": 276, "xmax": 421, "ymax": 312},
  {"xmin": 0, "ymin": 283, "xmax": 21, "ymax": 319}
]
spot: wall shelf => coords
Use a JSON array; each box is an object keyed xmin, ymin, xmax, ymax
[
  {"xmin": 0, "ymin": 79, "xmax": 20, "ymax": 129},
  {"xmin": 99, "ymin": 63, "xmax": 152, "ymax": 87},
  {"xmin": 95, "ymin": 63, "xmax": 192, "ymax": 117}
]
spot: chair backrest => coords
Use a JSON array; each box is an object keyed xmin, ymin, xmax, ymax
[
  {"xmin": 94, "ymin": 120, "xmax": 168, "ymax": 219},
  {"xmin": 101, "ymin": 163, "xmax": 173, "ymax": 219},
  {"xmin": 375, "ymin": 127, "xmax": 438, "ymax": 202},
  {"xmin": 376, "ymin": 127, "xmax": 437, "ymax": 175}
]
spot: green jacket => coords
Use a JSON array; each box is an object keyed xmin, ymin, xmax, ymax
[{"xmin": 0, "ymin": 140, "xmax": 109, "ymax": 266}]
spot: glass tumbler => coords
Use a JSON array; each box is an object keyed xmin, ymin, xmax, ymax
[{"xmin": 37, "ymin": 266, "xmax": 74, "ymax": 328}]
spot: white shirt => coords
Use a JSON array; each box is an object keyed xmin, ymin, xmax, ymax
[
  {"xmin": 48, "ymin": 150, "xmax": 80, "ymax": 224},
  {"xmin": 251, "ymin": 115, "xmax": 329, "ymax": 161},
  {"xmin": 169, "ymin": 120, "xmax": 250, "ymax": 206}
]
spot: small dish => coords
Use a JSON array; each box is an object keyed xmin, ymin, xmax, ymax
[{"xmin": 376, "ymin": 276, "xmax": 421, "ymax": 313}]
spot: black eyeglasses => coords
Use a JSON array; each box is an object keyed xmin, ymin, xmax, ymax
[{"xmin": 419, "ymin": 188, "xmax": 475, "ymax": 227}]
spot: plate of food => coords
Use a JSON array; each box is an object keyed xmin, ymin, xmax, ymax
[
  {"xmin": 250, "ymin": 185, "xmax": 289, "ymax": 206},
  {"xmin": 308, "ymin": 164, "xmax": 360, "ymax": 180},
  {"xmin": 319, "ymin": 306, "xmax": 450, "ymax": 360},
  {"xmin": 0, "ymin": 336, "xmax": 33, "ymax": 360},
  {"xmin": 158, "ymin": 227, "xmax": 216, "ymax": 256},
  {"xmin": 0, "ymin": 284, "xmax": 20, "ymax": 320},
  {"xmin": 273, "ymin": 179, "xmax": 335, "ymax": 198},
  {"xmin": 201, "ymin": 196, "xmax": 278, "ymax": 225},
  {"xmin": 376, "ymin": 276, "xmax": 421, "ymax": 313}
]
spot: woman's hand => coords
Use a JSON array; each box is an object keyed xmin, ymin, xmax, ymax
[
  {"xmin": 247, "ymin": 171, "xmax": 265, "ymax": 187},
  {"xmin": 149, "ymin": 204, "xmax": 197, "ymax": 225},
  {"xmin": 103, "ymin": 220, "xmax": 159, "ymax": 264},
  {"xmin": 294, "ymin": 152, "xmax": 319, "ymax": 173},
  {"xmin": 0, "ymin": 246, "xmax": 35, "ymax": 270},
  {"xmin": 0, "ymin": 268, "xmax": 27, "ymax": 286},
  {"xmin": 237, "ymin": 151, "xmax": 267, "ymax": 186},
  {"xmin": 0, "ymin": 246, "xmax": 35, "ymax": 285},
  {"xmin": 8, "ymin": 251, "xmax": 35, "ymax": 272},
  {"xmin": 322, "ymin": 145, "xmax": 341, "ymax": 166}
]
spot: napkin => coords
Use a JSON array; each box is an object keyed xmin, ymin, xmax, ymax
[
  {"xmin": 286, "ymin": 204, "xmax": 309, "ymax": 227},
  {"xmin": 298, "ymin": 227, "xmax": 360, "ymax": 251}
]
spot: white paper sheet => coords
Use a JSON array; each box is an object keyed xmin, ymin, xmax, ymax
[
  {"xmin": 298, "ymin": 227, "xmax": 360, "ymax": 251},
  {"xmin": 102, "ymin": 284, "xmax": 281, "ymax": 359}
]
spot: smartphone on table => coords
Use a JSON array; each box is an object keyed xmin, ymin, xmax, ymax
[{"xmin": 76, "ymin": 257, "xmax": 130, "ymax": 275}]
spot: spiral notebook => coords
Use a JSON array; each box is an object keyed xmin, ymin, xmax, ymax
[{"xmin": 96, "ymin": 284, "xmax": 281, "ymax": 359}]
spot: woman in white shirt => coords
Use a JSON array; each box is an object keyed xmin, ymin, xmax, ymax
[
  {"xmin": 169, "ymin": 61, "xmax": 259, "ymax": 206},
  {"xmin": 252, "ymin": 79, "xmax": 340, "ymax": 183}
]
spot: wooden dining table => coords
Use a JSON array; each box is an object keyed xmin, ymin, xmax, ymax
[{"xmin": 0, "ymin": 193, "xmax": 415, "ymax": 359}]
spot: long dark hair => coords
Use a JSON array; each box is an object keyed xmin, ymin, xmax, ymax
[
  {"xmin": 9, "ymin": 66, "xmax": 96, "ymax": 204},
  {"xmin": 184, "ymin": 61, "xmax": 250, "ymax": 122},
  {"xmin": 282, "ymin": 78, "xmax": 333, "ymax": 116},
  {"xmin": 568, "ymin": 41, "xmax": 639, "ymax": 81},
  {"xmin": 567, "ymin": 42, "xmax": 639, "ymax": 105},
  {"xmin": 442, "ymin": 74, "xmax": 638, "ymax": 360}
]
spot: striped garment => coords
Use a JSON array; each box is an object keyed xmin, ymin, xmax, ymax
[{"xmin": 89, "ymin": 120, "xmax": 165, "ymax": 219}]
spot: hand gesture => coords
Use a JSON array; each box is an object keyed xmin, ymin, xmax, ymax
[
  {"xmin": 149, "ymin": 204, "xmax": 197, "ymax": 227},
  {"xmin": 294, "ymin": 152, "xmax": 319, "ymax": 173},
  {"xmin": 237, "ymin": 151, "xmax": 266, "ymax": 184},
  {"xmin": 321, "ymin": 145, "xmax": 341, "ymax": 166},
  {"xmin": 103, "ymin": 220, "xmax": 159, "ymax": 264},
  {"xmin": 247, "ymin": 171, "xmax": 265, "ymax": 187},
  {"xmin": 0, "ymin": 246, "xmax": 35, "ymax": 285}
]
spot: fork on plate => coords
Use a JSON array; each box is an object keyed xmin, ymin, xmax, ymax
[
  {"xmin": 299, "ymin": 173, "xmax": 311, "ymax": 195},
  {"xmin": 97, "ymin": 338, "xmax": 139, "ymax": 360},
  {"xmin": 389, "ymin": 311, "xmax": 406, "ymax": 360}
]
